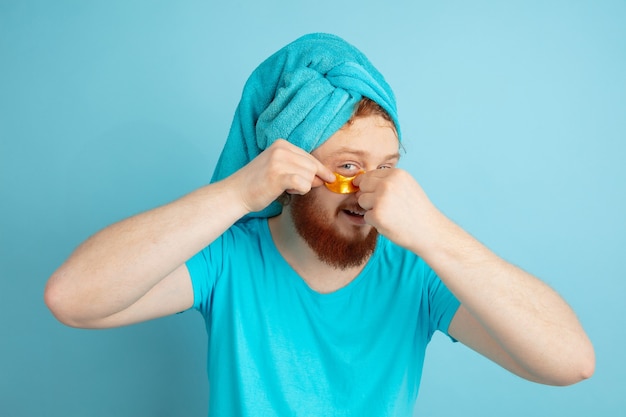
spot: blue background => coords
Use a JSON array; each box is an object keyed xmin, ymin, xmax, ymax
[{"xmin": 1, "ymin": 1, "xmax": 624, "ymax": 416}]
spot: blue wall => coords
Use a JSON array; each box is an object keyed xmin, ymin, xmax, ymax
[{"xmin": 1, "ymin": 1, "xmax": 624, "ymax": 415}]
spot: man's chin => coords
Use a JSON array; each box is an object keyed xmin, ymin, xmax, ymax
[
  {"xmin": 306, "ymin": 223, "xmax": 379, "ymax": 270},
  {"xmin": 336, "ymin": 222, "xmax": 374, "ymax": 241},
  {"xmin": 289, "ymin": 192, "xmax": 378, "ymax": 269}
]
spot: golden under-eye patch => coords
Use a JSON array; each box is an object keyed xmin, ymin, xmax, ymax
[{"xmin": 324, "ymin": 171, "xmax": 364, "ymax": 194}]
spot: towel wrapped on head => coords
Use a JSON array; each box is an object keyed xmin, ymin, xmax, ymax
[{"xmin": 212, "ymin": 32, "xmax": 401, "ymax": 218}]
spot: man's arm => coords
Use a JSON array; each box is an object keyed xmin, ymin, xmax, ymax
[
  {"xmin": 45, "ymin": 140, "xmax": 336, "ymax": 329},
  {"xmin": 354, "ymin": 168, "xmax": 595, "ymax": 386},
  {"xmin": 434, "ymin": 228, "xmax": 595, "ymax": 386},
  {"xmin": 44, "ymin": 180, "xmax": 245, "ymax": 328}
]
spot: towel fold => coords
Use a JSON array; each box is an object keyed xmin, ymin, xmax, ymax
[{"xmin": 212, "ymin": 33, "xmax": 401, "ymax": 218}]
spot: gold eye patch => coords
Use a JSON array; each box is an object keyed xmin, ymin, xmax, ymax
[{"xmin": 324, "ymin": 171, "xmax": 364, "ymax": 194}]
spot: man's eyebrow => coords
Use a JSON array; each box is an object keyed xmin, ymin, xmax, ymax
[{"xmin": 325, "ymin": 147, "xmax": 401, "ymax": 161}]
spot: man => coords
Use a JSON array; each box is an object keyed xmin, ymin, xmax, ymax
[{"xmin": 45, "ymin": 33, "xmax": 594, "ymax": 416}]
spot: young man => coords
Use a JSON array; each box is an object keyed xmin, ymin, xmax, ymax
[{"xmin": 45, "ymin": 33, "xmax": 594, "ymax": 416}]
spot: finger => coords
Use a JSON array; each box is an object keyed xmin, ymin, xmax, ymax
[
  {"xmin": 313, "ymin": 161, "xmax": 336, "ymax": 184},
  {"xmin": 283, "ymin": 142, "xmax": 335, "ymax": 184},
  {"xmin": 357, "ymin": 192, "xmax": 375, "ymax": 211},
  {"xmin": 352, "ymin": 173, "xmax": 364, "ymax": 187},
  {"xmin": 298, "ymin": 156, "xmax": 334, "ymax": 189},
  {"xmin": 310, "ymin": 176, "xmax": 327, "ymax": 189},
  {"xmin": 352, "ymin": 171, "xmax": 375, "ymax": 192},
  {"xmin": 283, "ymin": 172, "xmax": 316, "ymax": 195}
]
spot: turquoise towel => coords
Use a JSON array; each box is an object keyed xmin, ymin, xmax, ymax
[{"xmin": 212, "ymin": 33, "xmax": 401, "ymax": 218}]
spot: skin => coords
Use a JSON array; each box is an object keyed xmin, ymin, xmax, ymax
[{"xmin": 45, "ymin": 115, "xmax": 595, "ymax": 386}]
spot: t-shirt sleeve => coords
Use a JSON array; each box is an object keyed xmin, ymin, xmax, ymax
[
  {"xmin": 185, "ymin": 234, "xmax": 225, "ymax": 316},
  {"xmin": 426, "ymin": 264, "xmax": 461, "ymax": 341}
]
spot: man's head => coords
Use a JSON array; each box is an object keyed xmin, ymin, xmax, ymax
[
  {"xmin": 285, "ymin": 98, "xmax": 400, "ymax": 269},
  {"xmin": 211, "ymin": 34, "xmax": 401, "ymax": 219}
]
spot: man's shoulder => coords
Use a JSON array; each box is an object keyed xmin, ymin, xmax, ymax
[
  {"xmin": 217, "ymin": 217, "xmax": 273, "ymax": 254},
  {"xmin": 375, "ymin": 235, "xmax": 416, "ymax": 257},
  {"xmin": 227, "ymin": 217, "xmax": 268, "ymax": 237},
  {"xmin": 373, "ymin": 236, "xmax": 427, "ymax": 272}
]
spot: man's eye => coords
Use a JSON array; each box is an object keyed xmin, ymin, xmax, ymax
[{"xmin": 339, "ymin": 163, "xmax": 358, "ymax": 171}]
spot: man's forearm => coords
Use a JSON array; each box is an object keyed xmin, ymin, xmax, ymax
[
  {"xmin": 414, "ymin": 216, "xmax": 595, "ymax": 384},
  {"xmin": 45, "ymin": 178, "xmax": 248, "ymax": 325}
]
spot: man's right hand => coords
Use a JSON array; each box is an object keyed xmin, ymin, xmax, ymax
[
  {"xmin": 44, "ymin": 139, "xmax": 335, "ymax": 329},
  {"xmin": 230, "ymin": 139, "xmax": 336, "ymax": 214}
]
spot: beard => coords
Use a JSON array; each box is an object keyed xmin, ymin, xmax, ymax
[{"xmin": 289, "ymin": 191, "xmax": 378, "ymax": 270}]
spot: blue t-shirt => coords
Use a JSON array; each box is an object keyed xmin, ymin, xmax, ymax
[{"xmin": 186, "ymin": 218, "xmax": 460, "ymax": 416}]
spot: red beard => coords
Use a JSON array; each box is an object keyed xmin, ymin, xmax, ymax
[{"xmin": 289, "ymin": 191, "xmax": 378, "ymax": 270}]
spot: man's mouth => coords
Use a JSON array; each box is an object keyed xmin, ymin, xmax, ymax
[
  {"xmin": 343, "ymin": 208, "xmax": 365, "ymax": 217},
  {"xmin": 339, "ymin": 204, "xmax": 367, "ymax": 220}
]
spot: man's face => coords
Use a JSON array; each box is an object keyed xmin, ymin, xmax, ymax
[{"xmin": 288, "ymin": 115, "xmax": 400, "ymax": 269}]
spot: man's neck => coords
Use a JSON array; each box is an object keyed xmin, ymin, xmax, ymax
[{"xmin": 267, "ymin": 213, "xmax": 370, "ymax": 294}]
